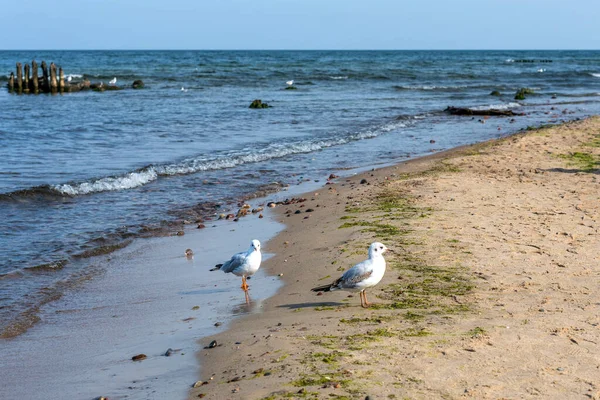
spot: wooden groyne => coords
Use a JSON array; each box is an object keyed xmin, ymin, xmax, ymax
[{"xmin": 6, "ymin": 60, "xmax": 144, "ymax": 94}]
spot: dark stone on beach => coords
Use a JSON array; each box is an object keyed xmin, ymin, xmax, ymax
[
  {"xmin": 165, "ymin": 348, "xmax": 174, "ymax": 356},
  {"xmin": 176, "ymin": 231, "xmax": 185, "ymax": 236},
  {"xmin": 197, "ymin": 223, "xmax": 206, "ymax": 229},
  {"xmin": 132, "ymin": 354, "xmax": 147, "ymax": 361},
  {"xmin": 360, "ymin": 179, "xmax": 368, "ymax": 184},
  {"xmin": 294, "ymin": 210, "xmax": 302, "ymax": 214},
  {"xmin": 132, "ymin": 80, "xmax": 145, "ymax": 89},
  {"xmin": 305, "ymin": 208, "xmax": 314, "ymax": 212},
  {"xmin": 490, "ymin": 90, "xmax": 501, "ymax": 96},
  {"xmin": 227, "ymin": 376, "xmax": 241, "ymax": 383},
  {"xmin": 429, "ymin": 139, "xmax": 436, "ymax": 144},
  {"xmin": 329, "ymin": 174, "xmax": 339, "ymax": 179},
  {"xmin": 207, "ymin": 340, "xmax": 218, "ymax": 349},
  {"xmin": 249, "ymin": 99, "xmax": 271, "ymax": 109},
  {"xmin": 214, "ymin": 322, "xmax": 222, "ymax": 327}
]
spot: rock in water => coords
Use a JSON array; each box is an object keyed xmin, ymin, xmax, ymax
[
  {"xmin": 132, "ymin": 80, "xmax": 144, "ymax": 89},
  {"xmin": 249, "ymin": 99, "xmax": 271, "ymax": 109},
  {"xmin": 132, "ymin": 354, "xmax": 147, "ymax": 361}
]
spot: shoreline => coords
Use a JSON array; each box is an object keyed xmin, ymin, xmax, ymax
[{"xmin": 190, "ymin": 117, "xmax": 600, "ymax": 399}]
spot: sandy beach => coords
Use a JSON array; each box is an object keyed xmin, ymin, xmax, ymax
[{"xmin": 190, "ymin": 117, "xmax": 600, "ymax": 400}]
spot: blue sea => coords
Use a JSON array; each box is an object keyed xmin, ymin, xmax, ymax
[{"xmin": 1, "ymin": 50, "xmax": 600, "ymax": 336}]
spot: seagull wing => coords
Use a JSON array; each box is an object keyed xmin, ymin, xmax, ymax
[
  {"xmin": 338, "ymin": 260, "xmax": 373, "ymax": 289},
  {"xmin": 220, "ymin": 251, "xmax": 248, "ymax": 273}
]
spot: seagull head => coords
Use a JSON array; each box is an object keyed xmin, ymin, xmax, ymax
[
  {"xmin": 369, "ymin": 242, "xmax": 388, "ymax": 257},
  {"xmin": 250, "ymin": 239, "xmax": 261, "ymax": 252}
]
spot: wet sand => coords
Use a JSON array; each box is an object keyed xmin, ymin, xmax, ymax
[
  {"xmin": 191, "ymin": 117, "xmax": 600, "ymax": 399},
  {"xmin": 0, "ymin": 214, "xmax": 286, "ymax": 400}
]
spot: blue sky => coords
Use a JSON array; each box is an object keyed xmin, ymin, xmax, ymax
[{"xmin": 2, "ymin": 0, "xmax": 598, "ymax": 50}]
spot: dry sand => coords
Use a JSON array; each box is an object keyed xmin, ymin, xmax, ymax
[{"xmin": 190, "ymin": 117, "xmax": 600, "ymax": 400}]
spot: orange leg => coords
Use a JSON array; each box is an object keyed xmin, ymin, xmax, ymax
[
  {"xmin": 241, "ymin": 276, "xmax": 249, "ymax": 291},
  {"xmin": 359, "ymin": 291, "xmax": 366, "ymax": 308},
  {"xmin": 244, "ymin": 289, "xmax": 250, "ymax": 304},
  {"xmin": 363, "ymin": 290, "xmax": 371, "ymax": 307}
]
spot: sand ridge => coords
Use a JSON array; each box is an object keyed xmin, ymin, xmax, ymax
[{"xmin": 191, "ymin": 117, "xmax": 600, "ymax": 400}]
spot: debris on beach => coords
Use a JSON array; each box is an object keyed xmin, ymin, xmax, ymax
[
  {"xmin": 444, "ymin": 106, "xmax": 522, "ymax": 117},
  {"xmin": 205, "ymin": 340, "xmax": 218, "ymax": 349},
  {"xmin": 131, "ymin": 354, "xmax": 147, "ymax": 361}
]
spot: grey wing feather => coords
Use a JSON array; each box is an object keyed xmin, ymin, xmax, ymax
[
  {"xmin": 339, "ymin": 260, "xmax": 373, "ymax": 288},
  {"xmin": 220, "ymin": 252, "xmax": 247, "ymax": 273}
]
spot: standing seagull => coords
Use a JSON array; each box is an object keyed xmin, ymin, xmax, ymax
[
  {"xmin": 211, "ymin": 240, "xmax": 262, "ymax": 303},
  {"xmin": 312, "ymin": 242, "xmax": 389, "ymax": 308},
  {"xmin": 109, "ymin": 77, "xmax": 117, "ymax": 86}
]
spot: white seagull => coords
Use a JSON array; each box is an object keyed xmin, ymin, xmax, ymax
[
  {"xmin": 210, "ymin": 239, "xmax": 262, "ymax": 303},
  {"xmin": 109, "ymin": 77, "xmax": 117, "ymax": 86},
  {"xmin": 286, "ymin": 80, "xmax": 294, "ymax": 86},
  {"xmin": 312, "ymin": 242, "xmax": 389, "ymax": 308}
]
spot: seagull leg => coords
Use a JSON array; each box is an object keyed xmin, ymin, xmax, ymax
[
  {"xmin": 241, "ymin": 276, "xmax": 249, "ymax": 292},
  {"xmin": 359, "ymin": 291, "xmax": 366, "ymax": 308},
  {"xmin": 244, "ymin": 289, "xmax": 250, "ymax": 304},
  {"xmin": 362, "ymin": 291, "xmax": 371, "ymax": 308}
]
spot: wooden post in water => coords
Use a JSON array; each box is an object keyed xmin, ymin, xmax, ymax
[
  {"xmin": 16, "ymin": 62, "xmax": 23, "ymax": 92},
  {"xmin": 23, "ymin": 63, "xmax": 30, "ymax": 93},
  {"xmin": 41, "ymin": 61, "xmax": 49, "ymax": 92},
  {"xmin": 8, "ymin": 72, "xmax": 14, "ymax": 92},
  {"xmin": 31, "ymin": 60, "xmax": 39, "ymax": 93},
  {"xmin": 58, "ymin": 67, "xmax": 65, "ymax": 92},
  {"xmin": 49, "ymin": 62, "xmax": 58, "ymax": 92}
]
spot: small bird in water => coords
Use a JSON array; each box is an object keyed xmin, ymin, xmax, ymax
[
  {"xmin": 210, "ymin": 240, "xmax": 262, "ymax": 304},
  {"xmin": 286, "ymin": 80, "xmax": 294, "ymax": 86},
  {"xmin": 312, "ymin": 242, "xmax": 389, "ymax": 308},
  {"xmin": 109, "ymin": 77, "xmax": 117, "ymax": 86}
]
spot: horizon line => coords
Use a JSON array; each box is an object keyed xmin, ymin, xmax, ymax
[{"xmin": 1, "ymin": 48, "xmax": 599, "ymax": 52}]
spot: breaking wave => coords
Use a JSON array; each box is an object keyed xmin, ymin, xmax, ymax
[
  {"xmin": 11, "ymin": 121, "xmax": 409, "ymax": 197},
  {"xmin": 471, "ymin": 102, "xmax": 522, "ymax": 111}
]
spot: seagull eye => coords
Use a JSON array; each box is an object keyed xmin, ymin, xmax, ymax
[{"xmin": 380, "ymin": 246, "xmax": 384, "ymax": 250}]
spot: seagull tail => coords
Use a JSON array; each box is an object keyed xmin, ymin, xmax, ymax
[
  {"xmin": 209, "ymin": 264, "xmax": 223, "ymax": 272},
  {"xmin": 311, "ymin": 283, "xmax": 334, "ymax": 292}
]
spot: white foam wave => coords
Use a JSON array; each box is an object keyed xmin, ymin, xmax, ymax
[
  {"xmin": 330, "ymin": 76, "xmax": 348, "ymax": 80},
  {"xmin": 505, "ymin": 59, "xmax": 515, "ymax": 63},
  {"xmin": 472, "ymin": 102, "xmax": 521, "ymax": 111},
  {"xmin": 50, "ymin": 120, "xmax": 409, "ymax": 196},
  {"xmin": 591, "ymin": 73, "xmax": 600, "ymax": 78},
  {"xmin": 65, "ymin": 74, "xmax": 83, "ymax": 79},
  {"xmin": 395, "ymin": 85, "xmax": 469, "ymax": 90},
  {"xmin": 53, "ymin": 169, "xmax": 158, "ymax": 195}
]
